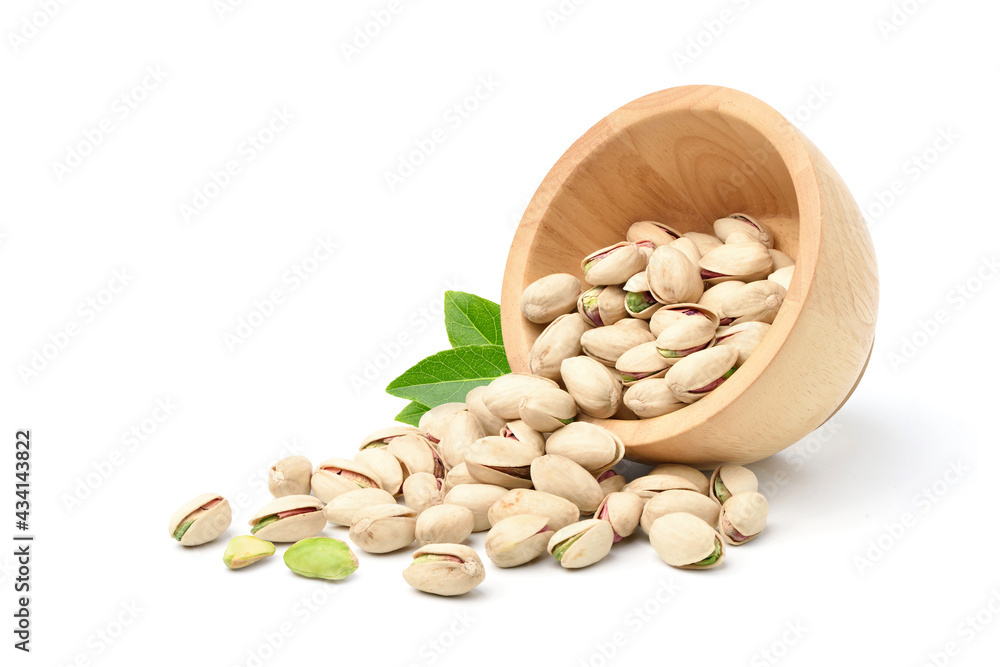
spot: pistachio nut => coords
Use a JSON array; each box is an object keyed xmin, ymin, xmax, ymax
[
  {"xmin": 655, "ymin": 316, "xmax": 716, "ymax": 361},
  {"xmin": 499, "ymin": 420, "xmax": 546, "ymax": 453},
  {"xmin": 311, "ymin": 457, "xmax": 383, "ymax": 504},
  {"xmin": 465, "ymin": 385, "xmax": 508, "ymax": 435},
  {"xmin": 443, "ymin": 462, "xmax": 477, "ymax": 493},
  {"xmin": 268, "ymin": 456, "xmax": 312, "ymax": 498},
  {"xmin": 387, "ymin": 433, "xmax": 445, "ymax": 480},
  {"xmin": 649, "ymin": 303, "xmax": 720, "ymax": 337},
  {"xmin": 484, "ymin": 514, "xmax": 554, "ymax": 567},
  {"xmin": 560, "ymin": 356, "xmax": 622, "ymax": 419},
  {"xmin": 248, "ymin": 495, "xmax": 325, "ymax": 543},
  {"xmin": 581, "ymin": 322, "xmax": 656, "ymax": 367},
  {"xmin": 323, "ymin": 487, "xmax": 397, "ymax": 526},
  {"xmin": 613, "ymin": 341, "xmax": 671, "ymax": 384},
  {"xmin": 623, "ymin": 271, "xmax": 649, "ymax": 293},
  {"xmin": 646, "ymin": 245, "xmax": 704, "ymax": 305},
  {"xmin": 719, "ymin": 492, "xmax": 768, "ymax": 545},
  {"xmin": 415, "ymin": 504, "xmax": 476, "ymax": 546},
  {"xmin": 710, "ymin": 465, "xmax": 759, "ymax": 504},
  {"xmin": 595, "ymin": 492, "xmax": 645, "ymax": 542},
  {"xmin": 543, "ymin": 422, "xmax": 625, "ymax": 474},
  {"xmin": 715, "ymin": 321, "xmax": 770, "ymax": 367},
  {"xmin": 769, "ymin": 248, "xmax": 795, "ymax": 270},
  {"xmin": 443, "ymin": 483, "xmax": 509, "ymax": 532},
  {"xmin": 615, "ymin": 318, "xmax": 651, "ymax": 332},
  {"xmin": 683, "ymin": 231, "xmax": 724, "ymax": 256},
  {"xmin": 482, "ymin": 373, "xmax": 559, "ymax": 421},
  {"xmin": 577, "ymin": 285, "xmax": 628, "ymax": 327},
  {"xmin": 627, "ymin": 220, "xmax": 683, "ymax": 247},
  {"xmin": 223, "ymin": 535, "xmax": 275, "ymax": 569},
  {"xmin": 547, "ymin": 519, "xmax": 614, "ymax": 569},
  {"xmin": 649, "ymin": 512, "xmax": 726, "ymax": 569},
  {"xmin": 597, "ymin": 470, "xmax": 628, "ymax": 496},
  {"xmin": 168, "ymin": 493, "xmax": 232, "ymax": 546},
  {"xmin": 348, "ymin": 504, "xmax": 417, "ymax": 554},
  {"xmin": 582, "ymin": 242, "xmax": 648, "ymax": 286},
  {"xmin": 402, "ymin": 472, "xmax": 444, "ymax": 515},
  {"xmin": 624, "ymin": 289, "xmax": 662, "ymax": 320},
  {"xmin": 622, "ymin": 378, "xmax": 685, "ymax": 418},
  {"xmin": 487, "ymin": 488, "xmax": 581, "ymax": 531},
  {"xmin": 528, "ymin": 313, "xmax": 588, "ymax": 381},
  {"xmin": 698, "ymin": 242, "xmax": 773, "ymax": 284},
  {"xmin": 530, "ymin": 454, "xmax": 605, "ymax": 514},
  {"xmin": 768, "ymin": 265, "xmax": 794, "ymax": 291},
  {"xmin": 648, "ymin": 463, "xmax": 710, "ymax": 495},
  {"xmin": 669, "ymin": 236, "xmax": 703, "ymax": 267},
  {"xmin": 723, "ymin": 231, "xmax": 761, "ymax": 245},
  {"xmin": 713, "ymin": 213, "xmax": 773, "ymax": 248},
  {"xmin": 283, "ymin": 537, "xmax": 359, "ymax": 580},
  {"xmin": 517, "ymin": 387, "xmax": 578, "ymax": 433},
  {"xmin": 437, "ymin": 410, "xmax": 485, "ymax": 469},
  {"xmin": 664, "ymin": 345, "xmax": 739, "ymax": 403},
  {"xmin": 402, "ymin": 544, "xmax": 485, "ymax": 596},
  {"xmin": 720, "ymin": 280, "xmax": 786, "ymax": 325},
  {"xmin": 464, "ymin": 436, "xmax": 538, "ymax": 489},
  {"xmin": 354, "ymin": 448, "xmax": 404, "ymax": 496},
  {"xmin": 419, "ymin": 402, "xmax": 466, "ymax": 443},
  {"xmin": 520, "ymin": 273, "xmax": 582, "ymax": 324},
  {"xmin": 697, "ymin": 281, "xmax": 746, "ymax": 325},
  {"xmin": 640, "ymin": 489, "xmax": 721, "ymax": 533},
  {"xmin": 623, "ymin": 474, "xmax": 699, "ymax": 499},
  {"xmin": 359, "ymin": 425, "xmax": 421, "ymax": 451}
]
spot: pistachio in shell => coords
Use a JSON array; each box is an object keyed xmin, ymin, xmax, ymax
[
  {"xmin": 518, "ymin": 387, "xmax": 578, "ymax": 433},
  {"xmin": 415, "ymin": 504, "xmax": 475, "ymax": 546},
  {"xmin": 465, "ymin": 385, "xmax": 508, "ymax": 435},
  {"xmin": 710, "ymin": 465, "xmax": 759, "ymax": 505},
  {"xmin": 530, "ymin": 455, "xmax": 605, "ymax": 514},
  {"xmin": 443, "ymin": 483, "xmax": 509, "ymax": 532},
  {"xmin": 499, "ymin": 420, "xmax": 546, "ymax": 453},
  {"xmin": 698, "ymin": 242, "xmax": 773, "ymax": 285},
  {"xmin": 542, "ymin": 422, "xmax": 625, "ymax": 474},
  {"xmin": 528, "ymin": 313, "xmax": 588, "ymax": 382},
  {"xmin": 578, "ymin": 285, "xmax": 628, "ymax": 327},
  {"xmin": 683, "ymin": 231, "xmax": 723, "ymax": 256},
  {"xmin": 649, "ymin": 512, "xmax": 726, "ymax": 569},
  {"xmin": 719, "ymin": 492, "xmax": 769, "ymax": 545},
  {"xmin": 359, "ymin": 425, "xmax": 421, "ymax": 451},
  {"xmin": 323, "ymin": 487, "xmax": 397, "ymax": 526},
  {"xmin": 715, "ymin": 321, "xmax": 770, "ymax": 367},
  {"xmin": 597, "ymin": 470, "xmax": 628, "ymax": 496},
  {"xmin": 581, "ymin": 321, "xmax": 656, "ymax": 367},
  {"xmin": 402, "ymin": 544, "xmax": 485, "ymax": 596},
  {"xmin": 713, "ymin": 213, "xmax": 773, "ymax": 248},
  {"xmin": 482, "ymin": 374, "xmax": 559, "ymax": 421},
  {"xmin": 640, "ymin": 489, "xmax": 721, "ymax": 533},
  {"xmin": 283, "ymin": 537, "xmax": 358, "ymax": 580},
  {"xmin": 622, "ymin": 378, "xmax": 685, "ymax": 419},
  {"xmin": 168, "ymin": 493, "xmax": 232, "ymax": 546},
  {"xmin": 626, "ymin": 220, "xmax": 683, "ymax": 247},
  {"xmin": 649, "ymin": 303, "xmax": 720, "ymax": 337},
  {"xmin": 436, "ymin": 410, "xmax": 485, "ymax": 469},
  {"xmin": 354, "ymin": 447, "xmax": 404, "ymax": 496},
  {"xmin": 582, "ymin": 242, "xmax": 648, "ymax": 286},
  {"xmin": 697, "ymin": 281, "xmax": 746, "ymax": 325},
  {"xmin": 486, "ymin": 488, "xmax": 581, "ymax": 531},
  {"xmin": 768, "ymin": 265, "xmax": 794, "ymax": 291},
  {"xmin": 521, "ymin": 273, "xmax": 582, "ymax": 324},
  {"xmin": 311, "ymin": 457, "xmax": 382, "ymax": 504},
  {"xmin": 560, "ymin": 356, "xmax": 622, "ymax": 419},
  {"xmin": 646, "ymin": 245, "xmax": 704, "ymax": 305},
  {"xmin": 402, "ymin": 472, "xmax": 444, "ymax": 515},
  {"xmin": 655, "ymin": 316, "xmax": 716, "ymax": 361},
  {"xmin": 348, "ymin": 504, "xmax": 417, "ymax": 554},
  {"xmin": 268, "ymin": 456, "xmax": 312, "ymax": 498},
  {"xmin": 648, "ymin": 463, "xmax": 710, "ymax": 495},
  {"xmin": 663, "ymin": 345, "xmax": 739, "ymax": 403},
  {"xmin": 442, "ymin": 462, "xmax": 477, "ymax": 493},
  {"xmin": 464, "ymin": 436, "xmax": 538, "ymax": 490},
  {"xmin": 484, "ymin": 514, "xmax": 554, "ymax": 567},
  {"xmin": 419, "ymin": 402, "xmax": 466, "ymax": 443},
  {"xmin": 595, "ymin": 492, "xmax": 645, "ymax": 542},
  {"xmin": 248, "ymin": 495, "xmax": 325, "ymax": 543},
  {"xmin": 623, "ymin": 474, "xmax": 700, "ymax": 499},
  {"xmin": 547, "ymin": 519, "xmax": 614, "ymax": 569},
  {"xmin": 669, "ymin": 237, "xmax": 702, "ymax": 267},
  {"xmin": 720, "ymin": 280, "xmax": 786, "ymax": 325},
  {"xmin": 387, "ymin": 433, "xmax": 445, "ymax": 480}
]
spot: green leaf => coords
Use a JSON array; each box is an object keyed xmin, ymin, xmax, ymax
[
  {"xmin": 444, "ymin": 291, "xmax": 503, "ymax": 348},
  {"xmin": 386, "ymin": 345, "xmax": 511, "ymax": 407},
  {"xmin": 395, "ymin": 401, "xmax": 430, "ymax": 427}
]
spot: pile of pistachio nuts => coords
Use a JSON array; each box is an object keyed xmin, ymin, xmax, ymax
[
  {"xmin": 169, "ymin": 374, "xmax": 771, "ymax": 596},
  {"xmin": 521, "ymin": 214, "xmax": 794, "ymax": 418}
]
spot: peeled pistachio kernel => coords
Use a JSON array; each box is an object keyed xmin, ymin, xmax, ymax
[
  {"xmin": 348, "ymin": 504, "xmax": 417, "ymax": 554},
  {"xmin": 283, "ymin": 537, "xmax": 359, "ymax": 580},
  {"xmin": 415, "ymin": 504, "xmax": 475, "ymax": 547},
  {"xmin": 595, "ymin": 492, "xmax": 645, "ymax": 542},
  {"xmin": 719, "ymin": 492, "xmax": 769, "ymax": 545},
  {"xmin": 402, "ymin": 472, "xmax": 444, "ymax": 515},
  {"xmin": 484, "ymin": 514, "xmax": 554, "ymax": 568},
  {"xmin": 487, "ymin": 488, "xmax": 581, "ymax": 531},
  {"xmin": 640, "ymin": 489, "xmax": 721, "ymax": 533},
  {"xmin": 268, "ymin": 456, "xmax": 312, "ymax": 498},
  {"xmin": 521, "ymin": 273, "xmax": 582, "ymax": 324},
  {"xmin": 323, "ymin": 488, "xmax": 397, "ymax": 526},
  {"xmin": 547, "ymin": 519, "xmax": 614, "ymax": 569},
  {"xmin": 403, "ymin": 544, "xmax": 486, "ymax": 596},
  {"xmin": 482, "ymin": 374, "xmax": 559, "ymax": 421},
  {"xmin": 578, "ymin": 285, "xmax": 628, "ymax": 327},
  {"xmin": 543, "ymin": 422, "xmax": 625, "ymax": 474},
  {"xmin": 223, "ymin": 535, "xmax": 275, "ymax": 569},
  {"xmin": 649, "ymin": 512, "xmax": 726, "ymax": 570},
  {"xmin": 528, "ymin": 313, "xmax": 589, "ymax": 382},
  {"xmin": 710, "ymin": 465, "xmax": 759, "ymax": 505},
  {"xmin": 648, "ymin": 464, "xmax": 710, "ymax": 495},
  {"xmin": 530, "ymin": 455, "xmax": 605, "ymax": 514},
  {"xmin": 169, "ymin": 493, "xmax": 232, "ymax": 546},
  {"xmin": 249, "ymin": 495, "xmax": 325, "ymax": 543},
  {"xmin": 664, "ymin": 345, "xmax": 739, "ymax": 404},
  {"xmin": 518, "ymin": 387, "xmax": 578, "ymax": 433},
  {"xmin": 443, "ymin": 483, "xmax": 509, "ymax": 532},
  {"xmin": 311, "ymin": 458, "xmax": 382, "ymax": 504}
]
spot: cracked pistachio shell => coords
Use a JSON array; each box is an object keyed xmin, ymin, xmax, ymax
[
  {"xmin": 529, "ymin": 313, "xmax": 588, "ymax": 382},
  {"xmin": 484, "ymin": 514, "xmax": 554, "ymax": 567},
  {"xmin": 649, "ymin": 512, "xmax": 726, "ymax": 569},
  {"xmin": 169, "ymin": 493, "xmax": 232, "ymax": 546},
  {"xmin": 403, "ymin": 544, "xmax": 485, "ymax": 596},
  {"xmin": 283, "ymin": 537, "xmax": 358, "ymax": 580},
  {"xmin": 625, "ymin": 291, "xmax": 662, "ymax": 320},
  {"xmin": 649, "ymin": 303, "xmax": 721, "ymax": 337},
  {"xmin": 443, "ymin": 462, "xmax": 476, "ymax": 493},
  {"xmin": 419, "ymin": 402, "xmax": 466, "ymax": 443},
  {"xmin": 713, "ymin": 213, "xmax": 773, "ymax": 248},
  {"xmin": 348, "ymin": 504, "xmax": 417, "ymax": 553},
  {"xmin": 664, "ymin": 346, "xmax": 739, "ymax": 404},
  {"xmin": 437, "ymin": 411, "xmax": 485, "ymax": 469},
  {"xmin": 655, "ymin": 317, "xmax": 716, "ymax": 361},
  {"xmin": 223, "ymin": 535, "xmax": 275, "ymax": 569},
  {"xmin": 543, "ymin": 422, "xmax": 625, "ymax": 474},
  {"xmin": 698, "ymin": 281, "xmax": 746, "ymax": 325},
  {"xmin": 623, "ymin": 474, "xmax": 699, "ymax": 499},
  {"xmin": 323, "ymin": 487, "xmax": 397, "ymax": 526},
  {"xmin": 710, "ymin": 465, "xmax": 759, "ymax": 504},
  {"xmin": 649, "ymin": 464, "xmax": 710, "ymax": 495},
  {"xmin": 387, "ymin": 434, "xmax": 445, "ymax": 480},
  {"xmin": 500, "ymin": 420, "xmax": 546, "ymax": 453},
  {"xmin": 769, "ymin": 249, "xmax": 795, "ymax": 270},
  {"xmin": 646, "ymin": 245, "xmax": 704, "ymax": 305},
  {"xmin": 597, "ymin": 470, "xmax": 627, "ymax": 495},
  {"xmin": 768, "ymin": 265, "xmax": 794, "ymax": 291},
  {"xmin": 355, "ymin": 448, "xmax": 404, "ymax": 496},
  {"xmin": 248, "ymin": 495, "xmax": 324, "ymax": 543},
  {"xmin": 312, "ymin": 457, "xmax": 383, "ymax": 504},
  {"xmin": 699, "ymin": 242, "xmax": 773, "ymax": 285},
  {"xmin": 596, "ymin": 492, "xmax": 645, "ymax": 542},
  {"xmin": 583, "ymin": 242, "xmax": 648, "ymax": 286},
  {"xmin": 640, "ymin": 489, "xmax": 720, "ymax": 533},
  {"xmin": 530, "ymin": 455, "xmax": 604, "ymax": 514},
  {"xmin": 627, "ymin": 220, "xmax": 683, "ymax": 247},
  {"xmin": 268, "ymin": 456, "xmax": 312, "ymax": 498},
  {"xmin": 719, "ymin": 492, "xmax": 768, "ymax": 545},
  {"xmin": 402, "ymin": 472, "xmax": 444, "ymax": 515},
  {"xmin": 521, "ymin": 273, "xmax": 582, "ymax": 324},
  {"xmin": 443, "ymin": 484, "xmax": 509, "ymax": 532},
  {"xmin": 415, "ymin": 504, "xmax": 475, "ymax": 546},
  {"xmin": 465, "ymin": 385, "xmax": 508, "ymax": 435},
  {"xmin": 581, "ymin": 321, "xmax": 656, "ymax": 367},
  {"xmin": 547, "ymin": 519, "xmax": 614, "ymax": 568},
  {"xmin": 669, "ymin": 237, "xmax": 703, "ymax": 267},
  {"xmin": 578, "ymin": 285, "xmax": 628, "ymax": 327},
  {"xmin": 464, "ymin": 436, "xmax": 539, "ymax": 489},
  {"xmin": 487, "ymin": 488, "xmax": 581, "ymax": 531},
  {"xmin": 684, "ymin": 231, "xmax": 724, "ymax": 255},
  {"xmin": 721, "ymin": 280, "xmax": 786, "ymax": 325},
  {"xmin": 614, "ymin": 341, "xmax": 672, "ymax": 385},
  {"xmin": 359, "ymin": 425, "xmax": 421, "ymax": 451},
  {"xmin": 623, "ymin": 378, "xmax": 685, "ymax": 418},
  {"xmin": 716, "ymin": 321, "xmax": 770, "ymax": 367},
  {"xmin": 518, "ymin": 387, "xmax": 578, "ymax": 433},
  {"xmin": 560, "ymin": 356, "xmax": 622, "ymax": 419},
  {"xmin": 483, "ymin": 374, "xmax": 559, "ymax": 421}
]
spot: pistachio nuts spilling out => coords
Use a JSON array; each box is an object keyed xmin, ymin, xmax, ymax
[{"xmin": 520, "ymin": 213, "xmax": 793, "ymax": 418}]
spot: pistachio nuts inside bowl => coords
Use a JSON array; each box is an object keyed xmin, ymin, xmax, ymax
[{"xmin": 501, "ymin": 85, "xmax": 878, "ymax": 466}]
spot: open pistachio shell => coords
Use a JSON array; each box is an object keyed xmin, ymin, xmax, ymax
[
  {"xmin": 443, "ymin": 484, "xmax": 509, "ymax": 532},
  {"xmin": 415, "ymin": 504, "xmax": 476, "ymax": 546},
  {"xmin": 484, "ymin": 514, "xmax": 554, "ymax": 567},
  {"xmin": 464, "ymin": 436, "xmax": 539, "ymax": 489},
  {"xmin": 354, "ymin": 448, "xmax": 404, "ymax": 496},
  {"xmin": 169, "ymin": 493, "xmax": 232, "ymax": 546},
  {"xmin": 648, "ymin": 464, "xmax": 710, "ymax": 495},
  {"xmin": 387, "ymin": 434, "xmax": 445, "ymax": 480},
  {"xmin": 483, "ymin": 374, "xmax": 559, "ymax": 421},
  {"xmin": 248, "ymin": 495, "xmax": 325, "ymax": 543},
  {"xmin": 698, "ymin": 242, "xmax": 773, "ymax": 285},
  {"xmin": 640, "ymin": 489, "xmax": 721, "ymax": 533},
  {"xmin": 715, "ymin": 321, "xmax": 770, "ymax": 367},
  {"xmin": 664, "ymin": 346, "xmax": 739, "ymax": 403},
  {"xmin": 646, "ymin": 245, "xmax": 704, "ymax": 305},
  {"xmin": 348, "ymin": 504, "xmax": 417, "ymax": 554},
  {"xmin": 623, "ymin": 474, "xmax": 699, "ymax": 499},
  {"xmin": 595, "ymin": 492, "xmax": 645, "ymax": 542},
  {"xmin": 627, "ymin": 220, "xmax": 683, "ymax": 247},
  {"xmin": 684, "ymin": 231, "xmax": 723, "ymax": 255},
  {"xmin": 547, "ymin": 519, "xmax": 614, "ymax": 568},
  {"xmin": 223, "ymin": 535, "xmax": 275, "ymax": 569},
  {"xmin": 697, "ymin": 281, "xmax": 746, "ymax": 325},
  {"xmin": 649, "ymin": 512, "xmax": 726, "ymax": 569},
  {"xmin": 768, "ymin": 265, "xmax": 794, "ymax": 291},
  {"xmin": 323, "ymin": 488, "xmax": 397, "ymax": 526},
  {"xmin": 655, "ymin": 317, "xmax": 716, "ymax": 361},
  {"xmin": 419, "ymin": 403, "xmax": 466, "ymax": 444},
  {"xmin": 530, "ymin": 455, "xmax": 604, "ymax": 514},
  {"xmin": 500, "ymin": 420, "xmax": 546, "ymax": 453},
  {"xmin": 710, "ymin": 465, "xmax": 759, "ymax": 505},
  {"xmin": 578, "ymin": 285, "xmax": 628, "ymax": 327},
  {"xmin": 614, "ymin": 342, "xmax": 671, "ymax": 385},
  {"xmin": 268, "ymin": 456, "xmax": 312, "ymax": 498},
  {"xmin": 529, "ymin": 313, "xmax": 588, "ymax": 381},
  {"xmin": 436, "ymin": 411, "xmax": 485, "ymax": 469},
  {"xmin": 283, "ymin": 537, "xmax": 358, "ymax": 580},
  {"xmin": 713, "ymin": 213, "xmax": 773, "ymax": 248},
  {"xmin": 560, "ymin": 356, "xmax": 623, "ymax": 419},
  {"xmin": 649, "ymin": 303, "xmax": 721, "ymax": 337},
  {"xmin": 582, "ymin": 242, "xmax": 648, "ymax": 286},
  {"xmin": 465, "ymin": 385, "xmax": 508, "ymax": 435},
  {"xmin": 721, "ymin": 280, "xmax": 786, "ymax": 325},
  {"xmin": 518, "ymin": 387, "xmax": 578, "ymax": 433},
  {"xmin": 669, "ymin": 237, "xmax": 702, "ymax": 267},
  {"xmin": 402, "ymin": 472, "xmax": 444, "ymax": 515},
  {"xmin": 521, "ymin": 273, "xmax": 582, "ymax": 324},
  {"xmin": 719, "ymin": 492, "xmax": 769, "ymax": 545},
  {"xmin": 403, "ymin": 544, "xmax": 485, "ymax": 596},
  {"xmin": 359, "ymin": 425, "xmax": 421, "ymax": 451},
  {"xmin": 543, "ymin": 422, "xmax": 625, "ymax": 474},
  {"xmin": 487, "ymin": 488, "xmax": 581, "ymax": 531},
  {"xmin": 622, "ymin": 378, "xmax": 685, "ymax": 418},
  {"xmin": 312, "ymin": 457, "xmax": 383, "ymax": 504}
]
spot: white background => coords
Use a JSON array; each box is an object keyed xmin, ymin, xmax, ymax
[{"xmin": 2, "ymin": 1, "xmax": 997, "ymax": 666}]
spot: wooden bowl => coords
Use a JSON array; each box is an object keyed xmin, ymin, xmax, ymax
[{"xmin": 501, "ymin": 85, "xmax": 878, "ymax": 466}]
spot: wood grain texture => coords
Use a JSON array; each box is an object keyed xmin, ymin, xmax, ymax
[{"xmin": 501, "ymin": 85, "xmax": 878, "ymax": 466}]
